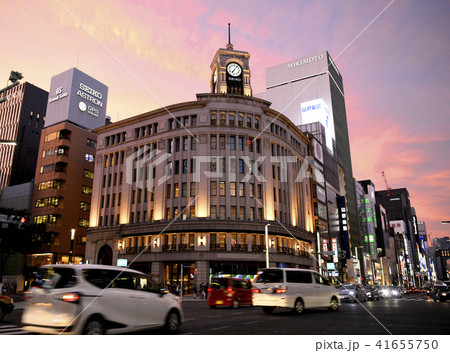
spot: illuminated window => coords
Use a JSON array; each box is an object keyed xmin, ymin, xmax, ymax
[
  {"xmin": 230, "ymin": 182, "xmax": 236, "ymax": 196},
  {"xmin": 219, "ymin": 135, "xmax": 225, "ymax": 149},
  {"xmin": 239, "ymin": 183, "xmax": 245, "ymax": 197},
  {"xmin": 80, "ymin": 202, "xmax": 90, "ymax": 211},
  {"xmin": 231, "ymin": 206, "xmax": 237, "ymax": 219},
  {"xmin": 210, "ymin": 181, "xmax": 217, "ymax": 196},
  {"xmin": 249, "ymin": 183, "xmax": 255, "ymax": 197},
  {"xmin": 220, "ymin": 113, "xmax": 226, "ymax": 125},
  {"xmin": 79, "ymin": 218, "xmax": 89, "ymax": 227},
  {"xmin": 219, "ymin": 206, "xmax": 226, "ymax": 220},
  {"xmin": 211, "ymin": 113, "xmax": 217, "ymax": 125},
  {"xmin": 240, "ymin": 207, "xmax": 245, "ymax": 220},
  {"xmin": 82, "ymin": 185, "xmax": 92, "ymax": 194},
  {"xmin": 219, "ymin": 182, "xmax": 226, "ymax": 196},
  {"xmin": 190, "ymin": 206, "xmax": 195, "ymax": 218},
  {"xmin": 210, "ymin": 206, "xmax": 217, "ymax": 218},
  {"xmin": 174, "ymin": 183, "xmax": 179, "ymax": 198}
]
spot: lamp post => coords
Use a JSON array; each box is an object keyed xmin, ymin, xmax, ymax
[
  {"xmin": 265, "ymin": 224, "xmax": 270, "ymax": 268},
  {"xmin": 69, "ymin": 228, "xmax": 75, "ymax": 263},
  {"xmin": 317, "ymin": 230, "xmax": 322, "ymax": 275}
]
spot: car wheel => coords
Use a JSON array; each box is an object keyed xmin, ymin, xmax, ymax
[
  {"xmin": 262, "ymin": 306, "xmax": 274, "ymax": 314},
  {"xmin": 329, "ymin": 298, "xmax": 339, "ymax": 311},
  {"xmin": 232, "ymin": 299, "xmax": 239, "ymax": 309},
  {"xmin": 83, "ymin": 317, "xmax": 105, "ymax": 335},
  {"xmin": 164, "ymin": 310, "xmax": 180, "ymax": 333},
  {"xmin": 0, "ymin": 305, "xmax": 5, "ymax": 321},
  {"xmin": 293, "ymin": 299, "xmax": 304, "ymax": 314}
]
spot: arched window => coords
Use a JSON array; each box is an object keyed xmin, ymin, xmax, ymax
[
  {"xmin": 229, "ymin": 114, "xmax": 235, "ymax": 126},
  {"xmin": 220, "ymin": 113, "xmax": 226, "ymax": 125},
  {"xmin": 211, "ymin": 113, "xmax": 217, "ymax": 125},
  {"xmin": 247, "ymin": 116, "xmax": 252, "ymax": 128},
  {"xmin": 254, "ymin": 117, "xmax": 260, "ymax": 129},
  {"xmin": 238, "ymin": 114, "xmax": 243, "ymax": 127}
]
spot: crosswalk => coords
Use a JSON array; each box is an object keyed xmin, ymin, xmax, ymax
[{"xmin": 0, "ymin": 324, "xmax": 31, "ymax": 335}]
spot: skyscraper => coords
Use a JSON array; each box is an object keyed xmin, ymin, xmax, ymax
[
  {"xmin": 0, "ymin": 82, "xmax": 48, "ymax": 192},
  {"xmin": 257, "ymin": 51, "xmax": 359, "ymax": 263}
]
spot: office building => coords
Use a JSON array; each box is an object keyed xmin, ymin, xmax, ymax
[
  {"xmin": 29, "ymin": 68, "xmax": 108, "ymax": 265},
  {"xmin": 257, "ymin": 52, "xmax": 359, "ymax": 273},
  {"xmin": 0, "ymin": 82, "xmax": 48, "ymax": 192}
]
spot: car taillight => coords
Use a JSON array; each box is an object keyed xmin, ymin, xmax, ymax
[
  {"xmin": 227, "ymin": 286, "xmax": 233, "ymax": 295},
  {"xmin": 252, "ymin": 288, "xmax": 260, "ymax": 294},
  {"xmin": 61, "ymin": 293, "xmax": 80, "ymax": 303},
  {"xmin": 208, "ymin": 287, "xmax": 212, "ymax": 293},
  {"xmin": 275, "ymin": 287, "xmax": 287, "ymax": 294}
]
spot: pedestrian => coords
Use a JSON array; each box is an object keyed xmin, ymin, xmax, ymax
[
  {"xmin": 193, "ymin": 285, "xmax": 198, "ymax": 299},
  {"xmin": 200, "ymin": 282, "xmax": 205, "ymax": 299}
]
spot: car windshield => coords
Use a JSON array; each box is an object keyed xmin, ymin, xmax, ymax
[
  {"xmin": 341, "ymin": 285, "xmax": 355, "ymax": 289},
  {"xmin": 210, "ymin": 278, "xmax": 229, "ymax": 289},
  {"xmin": 255, "ymin": 270, "xmax": 283, "ymax": 283},
  {"xmin": 40, "ymin": 267, "xmax": 77, "ymax": 289}
]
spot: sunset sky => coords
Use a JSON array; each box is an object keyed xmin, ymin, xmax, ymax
[{"xmin": 1, "ymin": 1, "xmax": 449, "ymax": 242}]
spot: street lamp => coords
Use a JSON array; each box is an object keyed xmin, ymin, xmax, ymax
[
  {"xmin": 69, "ymin": 228, "xmax": 75, "ymax": 263},
  {"xmin": 265, "ymin": 224, "xmax": 270, "ymax": 268},
  {"xmin": 442, "ymin": 221, "xmax": 450, "ymax": 224},
  {"xmin": 0, "ymin": 140, "xmax": 17, "ymax": 146}
]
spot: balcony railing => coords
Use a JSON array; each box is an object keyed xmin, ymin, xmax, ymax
[
  {"xmin": 210, "ymin": 243, "xmax": 226, "ymax": 251},
  {"xmin": 252, "ymin": 245, "xmax": 265, "ymax": 252},
  {"xmin": 178, "ymin": 244, "xmax": 195, "ymax": 251}
]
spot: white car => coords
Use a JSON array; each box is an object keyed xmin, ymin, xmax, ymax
[
  {"xmin": 252, "ymin": 268, "xmax": 340, "ymax": 314},
  {"xmin": 21, "ymin": 264, "xmax": 183, "ymax": 334}
]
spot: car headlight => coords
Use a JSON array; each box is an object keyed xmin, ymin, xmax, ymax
[
  {"xmin": 442, "ymin": 293, "xmax": 447, "ymax": 296},
  {"xmin": 349, "ymin": 291, "xmax": 355, "ymax": 296}
]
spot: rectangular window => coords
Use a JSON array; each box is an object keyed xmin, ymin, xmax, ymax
[
  {"xmin": 182, "ymin": 182, "xmax": 187, "ymax": 197},
  {"xmin": 240, "ymin": 207, "xmax": 245, "ymax": 220},
  {"xmin": 219, "ymin": 135, "xmax": 225, "ymax": 149},
  {"xmin": 238, "ymin": 136, "xmax": 244, "ymax": 150},
  {"xmin": 219, "ymin": 181, "xmax": 226, "ymax": 196},
  {"xmin": 230, "ymin": 182, "xmax": 236, "ymax": 196},
  {"xmin": 174, "ymin": 183, "xmax": 179, "ymax": 198},
  {"xmin": 191, "ymin": 115, "xmax": 197, "ymax": 126},
  {"xmin": 219, "ymin": 206, "xmax": 226, "ymax": 219},
  {"xmin": 167, "ymin": 139, "xmax": 173, "ymax": 153},
  {"xmin": 166, "ymin": 184, "xmax": 171, "ymax": 199},
  {"xmin": 183, "ymin": 159, "xmax": 188, "ymax": 174},
  {"xmin": 250, "ymin": 207, "xmax": 255, "ymax": 220},
  {"xmin": 190, "ymin": 206, "xmax": 195, "ymax": 218},
  {"xmin": 166, "ymin": 208, "xmax": 171, "ymax": 221},
  {"xmin": 191, "ymin": 136, "xmax": 196, "ymax": 150},
  {"xmin": 258, "ymin": 184, "xmax": 262, "ymax": 199},
  {"xmin": 230, "ymin": 136, "xmax": 236, "ymax": 150},
  {"xmin": 231, "ymin": 206, "xmax": 237, "ymax": 219},
  {"xmin": 239, "ymin": 183, "xmax": 245, "ymax": 197},
  {"xmin": 210, "ymin": 135, "xmax": 217, "ymax": 149},
  {"xmin": 210, "ymin": 181, "xmax": 217, "ymax": 196},
  {"xmin": 82, "ymin": 185, "xmax": 92, "ymax": 194},
  {"xmin": 210, "ymin": 206, "xmax": 217, "ymax": 219},
  {"xmin": 239, "ymin": 159, "xmax": 244, "ymax": 174},
  {"xmin": 190, "ymin": 182, "xmax": 196, "ymax": 197},
  {"xmin": 183, "ymin": 136, "xmax": 188, "ymax": 151},
  {"xmin": 250, "ymin": 183, "xmax": 255, "ymax": 197},
  {"xmin": 83, "ymin": 169, "xmax": 94, "ymax": 179},
  {"xmin": 80, "ymin": 201, "xmax": 91, "ymax": 211},
  {"xmin": 175, "ymin": 138, "xmax": 180, "ymax": 152}
]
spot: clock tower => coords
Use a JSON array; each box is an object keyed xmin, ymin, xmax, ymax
[{"xmin": 210, "ymin": 24, "xmax": 252, "ymax": 96}]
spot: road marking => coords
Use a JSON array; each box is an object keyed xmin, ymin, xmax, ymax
[
  {"xmin": 210, "ymin": 326, "xmax": 230, "ymax": 331},
  {"xmin": 243, "ymin": 321, "xmax": 259, "ymax": 325}
]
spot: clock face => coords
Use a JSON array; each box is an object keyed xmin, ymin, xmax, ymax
[{"xmin": 227, "ymin": 63, "xmax": 242, "ymax": 77}]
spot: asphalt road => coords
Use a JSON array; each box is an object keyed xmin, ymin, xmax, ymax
[{"xmin": 1, "ymin": 293, "xmax": 449, "ymax": 335}]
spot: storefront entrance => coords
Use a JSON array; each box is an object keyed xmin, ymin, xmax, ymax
[{"xmin": 164, "ymin": 262, "xmax": 195, "ymax": 295}]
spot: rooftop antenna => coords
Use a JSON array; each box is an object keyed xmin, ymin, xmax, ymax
[{"xmin": 226, "ymin": 23, "xmax": 233, "ymax": 50}]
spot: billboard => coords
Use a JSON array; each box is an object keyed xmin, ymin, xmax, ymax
[
  {"xmin": 45, "ymin": 67, "xmax": 108, "ymax": 130},
  {"xmin": 301, "ymin": 99, "xmax": 335, "ymax": 152},
  {"xmin": 389, "ymin": 220, "xmax": 407, "ymax": 234}
]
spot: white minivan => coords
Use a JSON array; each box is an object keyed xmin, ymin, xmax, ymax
[
  {"xmin": 22, "ymin": 264, "xmax": 183, "ymax": 334},
  {"xmin": 252, "ymin": 268, "xmax": 340, "ymax": 314}
]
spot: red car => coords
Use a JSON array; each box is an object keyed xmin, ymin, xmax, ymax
[{"xmin": 208, "ymin": 277, "xmax": 252, "ymax": 309}]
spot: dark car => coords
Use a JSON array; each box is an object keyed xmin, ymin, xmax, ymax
[
  {"xmin": 430, "ymin": 285, "xmax": 449, "ymax": 302},
  {"xmin": 364, "ymin": 285, "xmax": 380, "ymax": 300},
  {"xmin": 208, "ymin": 277, "xmax": 252, "ymax": 308},
  {"xmin": 0, "ymin": 291, "xmax": 14, "ymax": 321}
]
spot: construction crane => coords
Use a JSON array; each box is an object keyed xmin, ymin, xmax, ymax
[{"xmin": 382, "ymin": 171, "xmax": 393, "ymax": 196}]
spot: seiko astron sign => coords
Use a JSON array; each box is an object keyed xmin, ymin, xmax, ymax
[{"xmin": 45, "ymin": 68, "xmax": 108, "ymax": 130}]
